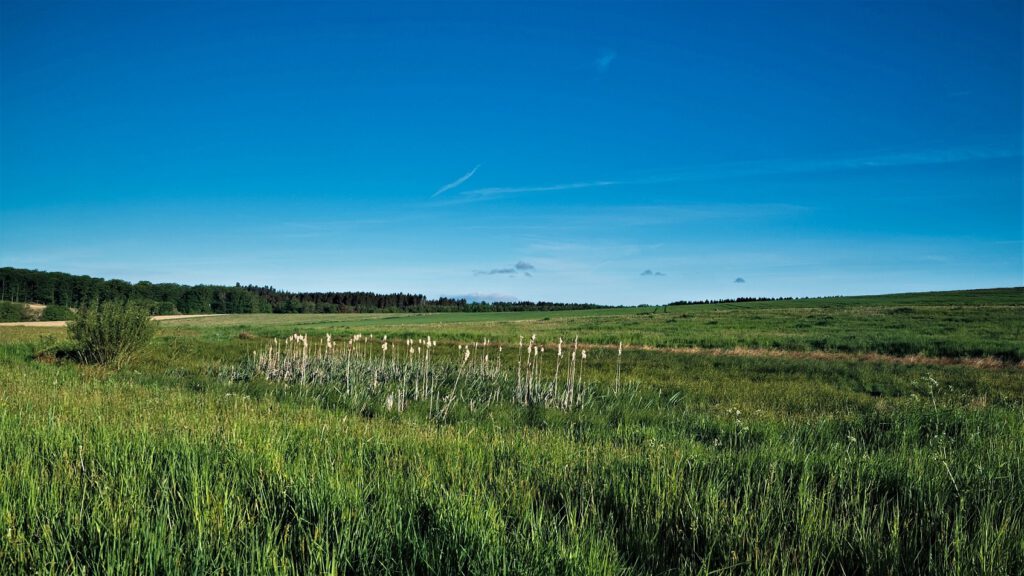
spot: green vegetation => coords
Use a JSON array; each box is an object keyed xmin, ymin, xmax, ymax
[
  {"xmin": 1, "ymin": 290, "xmax": 1022, "ymax": 574},
  {"xmin": 0, "ymin": 267, "xmax": 601, "ymax": 314},
  {"xmin": 40, "ymin": 304, "xmax": 75, "ymax": 322},
  {"xmin": 0, "ymin": 301, "xmax": 27, "ymax": 322},
  {"xmin": 67, "ymin": 301, "xmax": 156, "ymax": 368},
  {"xmin": 162, "ymin": 287, "xmax": 1024, "ymax": 363}
]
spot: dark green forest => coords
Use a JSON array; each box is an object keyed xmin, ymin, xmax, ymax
[{"xmin": 0, "ymin": 268, "xmax": 601, "ymax": 315}]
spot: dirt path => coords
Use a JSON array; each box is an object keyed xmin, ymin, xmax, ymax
[{"xmin": 0, "ymin": 314, "xmax": 221, "ymax": 328}]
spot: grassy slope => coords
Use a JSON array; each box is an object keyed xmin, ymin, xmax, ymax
[{"xmin": 1, "ymin": 288, "xmax": 1022, "ymax": 574}]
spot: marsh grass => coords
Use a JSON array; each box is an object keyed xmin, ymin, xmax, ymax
[
  {"xmin": 1, "ymin": 292, "xmax": 1022, "ymax": 574},
  {"xmin": 230, "ymin": 333, "xmax": 593, "ymax": 420}
]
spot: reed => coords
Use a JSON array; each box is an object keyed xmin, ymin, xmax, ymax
[{"xmin": 235, "ymin": 332, "xmax": 595, "ymax": 418}]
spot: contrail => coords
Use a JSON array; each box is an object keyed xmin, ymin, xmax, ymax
[{"xmin": 433, "ymin": 164, "xmax": 481, "ymax": 197}]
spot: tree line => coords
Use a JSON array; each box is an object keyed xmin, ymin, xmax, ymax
[
  {"xmin": 0, "ymin": 267, "xmax": 602, "ymax": 314},
  {"xmin": 668, "ymin": 296, "xmax": 799, "ymax": 306}
]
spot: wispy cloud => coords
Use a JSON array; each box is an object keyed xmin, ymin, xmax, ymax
[
  {"xmin": 557, "ymin": 204, "xmax": 808, "ymax": 228},
  {"xmin": 641, "ymin": 269, "xmax": 666, "ymax": 277},
  {"xmin": 439, "ymin": 143, "xmax": 1020, "ymax": 204},
  {"xmin": 433, "ymin": 164, "xmax": 481, "ymax": 197},
  {"xmin": 474, "ymin": 268, "xmax": 516, "ymax": 276},
  {"xmin": 594, "ymin": 50, "xmax": 616, "ymax": 72},
  {"xmin": 758, "ymin": 145, "xmax": 1021, "ymax": 175},
  {"xmin": 473, "ymin": 260, "xmax": 538, "ymax": 277},
  {"xmin": 456, "ymin": 180, "xmax": 619, "ymax": 201}
]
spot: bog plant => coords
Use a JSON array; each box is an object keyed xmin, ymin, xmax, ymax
[
  {"xmin": 233, "ymin": 332, "xmax": 595, "ymax": 419},
  {"xmin": 68, "ymin": 300, "xmax": 155, "ymax": 368}
]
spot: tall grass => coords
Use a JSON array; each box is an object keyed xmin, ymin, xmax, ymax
[
  {"xmin": 2, "ymin": 356, "xmax": 1021, "ymax": 575},
  {"xmin": 231, "ymin": 333, "xmax": 593, "ymax": 420},
  {"xmin": 1, "ymin": 296, "xmax": 1022, "ymax": 575}
]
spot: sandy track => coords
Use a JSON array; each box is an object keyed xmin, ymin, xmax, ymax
[{"xmin": 0, "ymin": 314, "xmax": 221, "ymax": 328}]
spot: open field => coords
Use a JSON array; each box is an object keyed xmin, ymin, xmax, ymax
[
  {"xmin": 0, "ymin": 314, "xmax": 221, "ymax": 328},
  {"xmin": 1, "ymin": 289, "xmax": 1022, "ymax": 574},
  {"xmin": 146, "ymin": 288, "xmax": 1024, "ymax": 363}
]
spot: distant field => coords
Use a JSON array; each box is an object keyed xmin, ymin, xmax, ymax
[
  {"xmin": 156, "ymin": 287, "xmax": 1024, "ymax": 363},
  {"xmin": 1, "ymin": 288, "xmax": 1022, "ymax": 574}
]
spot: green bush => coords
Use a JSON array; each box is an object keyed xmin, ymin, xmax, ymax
[
  {"xmin": 0, "ymin": 301, "xmax": 29, "ymax": 322},
  {"xmin": 68, "ymin": 301, "xmax": 155, "ymax": 368},
  {"xmin": 156, "ymin": 301, "xmax": 179, "ymax": 315},
  {"xmin": 41, "ymin": 304, "xmax": 75, "ymax": 321}
]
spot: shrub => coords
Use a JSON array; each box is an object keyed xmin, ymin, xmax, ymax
[
  {"xmin": 68, "ymin": 301, "xmax": 156, "ymax": 368},
  {"xmin": 156, "ymin": 301, "xmax": 179, "ymax": 315},
  {"xmin": 41, "ymin": 305, "xmax": 75, "ymax": 321},
  {"xmin": 0, "ymin": 301, "xmax": 28, "ymax": 322}
]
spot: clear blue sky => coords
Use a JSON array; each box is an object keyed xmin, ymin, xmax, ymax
[{"xmin": 1, "ymin": 1, "xmax": 1021, "ymax": 305}]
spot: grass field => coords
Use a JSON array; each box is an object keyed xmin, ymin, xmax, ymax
[
  {"xmin": 158, "ymin": 287, "xmax": 1024, "ymax": 363},
  {"xmin": 1, "ymin": 288, "xmax": 1022, "ymax": 574}
]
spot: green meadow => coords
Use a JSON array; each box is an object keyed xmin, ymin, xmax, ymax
[{"xmin": 1, "ymin": 288, "xmax": 1022, "ymax": 574}]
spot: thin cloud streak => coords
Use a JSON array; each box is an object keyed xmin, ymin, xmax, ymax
[
  {"xmin": 433, "ymin": 164, "xmax": 481, "ymax": 197},
  {"xmin": 696, "ymin": 144, "xmax": 1023, "ymax": 180},
  {"xmin": 473, "ymin": 268, "xmax": 516, "ymax": 276},
  {"xmin": 595, "ymin": 50, "xmax": 616, "ymax": 72},
  {"xmin": 445, "ymin": 204, "xmax": 809, "ymax": 233},
  {"xmin": 473, "ymin": 261, "xmax": 538, "ymax": 277},
  {"xmin": 441, "ymin": 144, "xmax": 1020, "ymax": 204},
  {"xmin": 457, "ymin": 180, "xmax": 619, "ymax": 200}
]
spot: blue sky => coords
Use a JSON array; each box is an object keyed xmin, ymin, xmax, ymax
[{"xmin": 1, "ymin": 1, "xmax": 1020, "ymax": 305}]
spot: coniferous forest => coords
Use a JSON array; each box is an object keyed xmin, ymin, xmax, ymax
[{"xmin": 0, "ymin": 267, "xmax": 600, "ymax": 314}]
